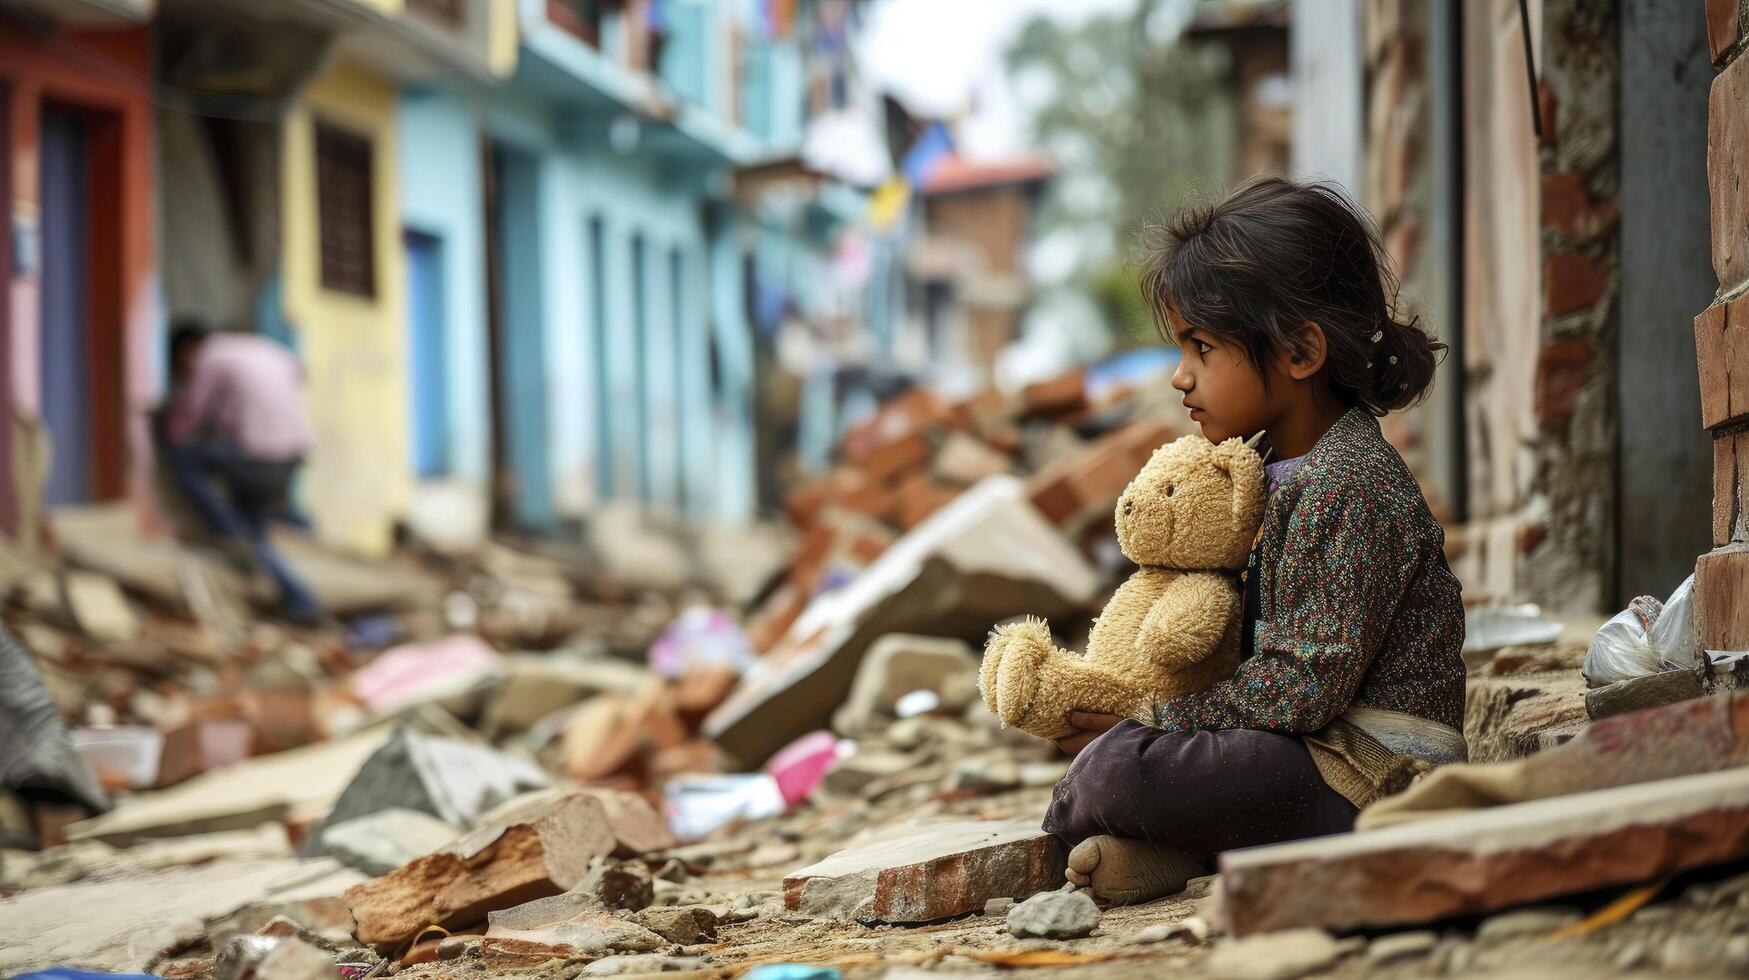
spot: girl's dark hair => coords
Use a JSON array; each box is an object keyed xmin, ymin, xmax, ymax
[{"xmin": 1139, "ymin": 176, "xmax": 1444, "ymax": 414}]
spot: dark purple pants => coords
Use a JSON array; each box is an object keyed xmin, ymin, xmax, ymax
[{"xmin": 1041, "ymin": 720, "xmax": 1358, "ymax": 863}]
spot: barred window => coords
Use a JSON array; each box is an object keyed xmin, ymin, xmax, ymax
[{"xmin": 315, "ymin": 121, "xmax": 375, "ymax": 298}]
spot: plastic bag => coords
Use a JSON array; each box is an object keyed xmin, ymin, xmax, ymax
[
  {"xmin": 1582, "ymin": 574, "xmax": 1698, "ymax": 687},
  {"xmin": 1648, "ymin": 574, "xmax": 1699, "ymax": 671}
]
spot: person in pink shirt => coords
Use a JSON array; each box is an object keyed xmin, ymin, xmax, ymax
[{"xmin": 164, "ymin": 320, "xmax": 322, "ymax": 622}]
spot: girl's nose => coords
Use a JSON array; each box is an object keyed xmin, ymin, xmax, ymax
[{"xmin": 1171, "ymin": 358, "xmax": 1193, "ymax": 393}]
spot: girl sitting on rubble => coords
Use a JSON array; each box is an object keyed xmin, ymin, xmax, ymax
[{"xmin": 1044, "ymin": 176, "xmax": 1468, "ymax": 903}]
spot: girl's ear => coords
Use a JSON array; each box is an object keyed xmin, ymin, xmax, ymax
[{"xmin": 1287, "ymin": 322, "xmax": 1328, "ymax": 380}]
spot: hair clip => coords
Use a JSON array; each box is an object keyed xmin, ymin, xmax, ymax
[
  {"xmin": 1366, "ymin": 361, "xmax": 1373, "ymax": 369},
  {"xmin": 1389, "ymin": 355, "xmax": 1398, "ymax": 365},
  {"xmin": 1399, "ymin": 382, "xmax": 1408, "ymax": 390},
  {"xmin": 1371, "ymin": 330, "xmax": 1384, "ymax": 344}
]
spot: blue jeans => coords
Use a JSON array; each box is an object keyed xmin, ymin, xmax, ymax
[{"xmin": 164, "ymin": 443, "xmax": 322, "ymax": 620}]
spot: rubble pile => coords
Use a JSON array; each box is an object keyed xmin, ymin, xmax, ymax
[{"xmin": 4, "ymin": 373, "xmax": 1749, "ymax": 978}]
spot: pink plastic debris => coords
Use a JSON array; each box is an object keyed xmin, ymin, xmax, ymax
[
  {"xmin": 766, "ymin": 730, "xmax": 841, "ymax": 807},
  {"xmin": 347, "ymin": 634, "xmax": 499, "ymax": 716}
]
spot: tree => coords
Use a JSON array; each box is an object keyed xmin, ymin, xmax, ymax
[{"xmin": 1008, "ymin": 0, "xmax": 1235, "ymax": 344}]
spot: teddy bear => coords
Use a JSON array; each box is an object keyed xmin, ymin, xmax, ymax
[{"xmin": 980, "ymin": 434, "xmax": 1267, "ymax": 741}]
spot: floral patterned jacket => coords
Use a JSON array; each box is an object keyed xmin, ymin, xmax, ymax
[{"xmin": 1153, "ymin": 407, "xmax": 1467, "ymax": 735}]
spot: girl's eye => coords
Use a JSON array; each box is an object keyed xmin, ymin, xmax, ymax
[{"xmin": 1194, "ymin": 340, "xmax": 1213, "ymax": 356}]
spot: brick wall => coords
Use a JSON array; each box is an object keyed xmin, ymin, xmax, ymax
[{"xmin": 1695, "ymin": 0, "xmax": 1749, "ymax": 652}]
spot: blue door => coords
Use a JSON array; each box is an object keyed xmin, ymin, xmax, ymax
[
  {"xmin": 404, "ymin": 229, "xmax": 450, "ymax": 478},
  {"xmin": 40, "ymin": 106, "xmax": 92, "ymax": 506}
]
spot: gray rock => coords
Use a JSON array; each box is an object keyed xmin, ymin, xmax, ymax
[
  {"xmin": 1585, "ymin": 670, "xmax": 1704, "ymax": 721},
  {"xmin": 1136, "ymin": 916, "xmax": 1211, "ymax": 945},
  {"xmin": 255, "ymin": 937, "xmax": 337, "ymax": 980},
  {"xmin": 1366, "ymin": 930, "xmax": 1438, "ymax": 965},
  {"xmin": 583, "ymin": 858, "xmax": 654, "ymax": 911},
  {"xmin": 319, "ymin": 807, "xmax": 457, "ymax": 876},
  {"xmin": 300, "ymin": 729, "xmax": 546, "ymax": 860},
  {"xmin": 1661, "ymin": 936, "xmax": 1725, "ymax": 972},
  {"xmin": 1006, "ymin": 890, "xmax": 1099, "ymax": 939},
  {"xmin": 580, "ymin": 954, "xmax": 706, "ymax": 976},
  {"xmin": 1631, "ymin": 903, "xmax": 1676, "ymax": 925},
  {"xmin": 1475, "ymin": 906, "xmax": 1581, "ymax": 942},
  {"xmin": 1614, "ymin": 941, "xmax": 1648, "ymax": 970},
  {"xmin": 982, "ymin": 897, "xmax": 1015, "ymax": 917},
  {"xmin": 634, "ymin": 906, "xmax": 719, "ymax": 944},
  {"xmin": 1201, "ymin": 928, "xmax": 1345, "ymax": 980}
]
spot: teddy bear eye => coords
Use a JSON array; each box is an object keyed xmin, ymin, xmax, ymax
[{"xmin": 1166, "ymin": 485, "xmax": 1176, "ymax": 497}]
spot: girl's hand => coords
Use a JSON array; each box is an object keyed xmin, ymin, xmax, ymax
[{"xmin": 1053, "ymin": 711, "xmax": 1125, "ymax": 757}]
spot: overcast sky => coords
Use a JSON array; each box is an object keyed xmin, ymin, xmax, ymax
[{"xmin": 853, "ymin": 0, "xmax": 1140, "ymax": 158}]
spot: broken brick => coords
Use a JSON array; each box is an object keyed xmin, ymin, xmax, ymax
[
  {"xmin": 1026, "ymin": 419, "xmax": 1177, "ymax": 528},
  {"xmin": 895, "ymin": 473, "xmax": 961, "ymax": 531},
  {"xmin": 343, "ymin": 791, "xmax": 620, "ymax": 950},
  {"xmin": 851, "ymin": 430, "xmax": 932, "ymax": 487},
  {"xmin": 1020, "ymin": 371, "xmax": 1087, "ymax": 418},
  {"xmin": 1221, "ymin": 766, "xmax": 1749, "ymax": 937},
  {"xmin": 156, "ymin": 720, "xmax": 254, "ymax": 789},
  {"xmin": 782, "ymin": 818, "xmax": 1066, "ymax": 923}
]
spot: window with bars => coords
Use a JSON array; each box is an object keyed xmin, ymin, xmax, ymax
[
  {"xmin": 315, "ymin": 121, "xmax": 375, "ymax": 298},
  {"xmin": 407, "ymin": 0, "xmax": 465, "ymax": 29}
]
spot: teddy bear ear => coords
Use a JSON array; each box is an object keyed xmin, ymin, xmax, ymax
[{"xmin": 1210, "ymin": 438, "xmax": 1267, "ymax": 519}]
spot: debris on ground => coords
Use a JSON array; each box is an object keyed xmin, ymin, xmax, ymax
[{"xmin": 4, "ymin": 379, "xmax": 1749, "ymax": 978}]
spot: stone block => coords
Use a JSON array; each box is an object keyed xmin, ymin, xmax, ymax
[
  {"xmin": 1005, "ymin": 889, "xmax": 1099, "ymax": 939},
  {"xmin": 1533, "ymin": 336, "xmax": 1595, "ymax": 431},
  {"xmin": 1710, "ymin": 0, "xmax": 1742, "ymax": 63},
  {"xmin": 483, "ymin": 889, "xmax": 665, "ymax": 956},
  {"xmin": 302, "ymin": 729, "xmax": 548, "ymax": 860},
  {"xmin": 343, "ymin": 791, "xmax": 623, "ymax": 950},
  {"xmin": 781, "ymin": 818, "xmax": 1065, "ymax": 923},
  {"xmin": 1369, "ymin": 690, "xmax": 1749, "ymax": 829},
  {"xmin": 1585, "ymin": 670, "xmax": 1706, "ymax": 720},
  {"xmin": 320, "ymin": 808, "xmax": 458, "ymax": 876},
  {"xmin": 632, "ymin": 905, "xmax": 718, "ymax": 944},
  {"xmin": 1542, "ymin": 254, "xmax": 1607, "ymax": 317},
  {"xmin": 831, "ymin": 633, "xmax": 980, "ymax": 736},
  {"xmin": 1220, "ymin": 766, "xmax": 1749, "ymax": 936},
  {"xmin": 1695, "ymin": 546, "xmax": 1749, "ymax": 652},
  {"xmin": 1715, "ymin": 428, "xmax": 1748, "ymax": 545},
  {"xmin": 1694, "ymin": 296, "xmax": 1749, "ymax": 430},
  {"xmin": 1712, "ymin": 53, "xmax": 1749, "ymax": 289}
]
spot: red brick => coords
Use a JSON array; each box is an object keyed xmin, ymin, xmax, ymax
[
  {"xmin": 950, "ymin": 388, "xmax": 1017, "ymax": 435},
  {"xmin": 1709, "ymin": 0, "xmax": 1741, "ymax": 63},
  {"xmin": 1533, "ymin": 336, "xmax": 1594, "ymax": 432},
  {"xmin": 156, "ymin": 720, "xmax": 253, "ymax": 788},
  {"xmin": 1541, "ymin": 173, "xmax": 1618, "ymax": 239},
  {"xmin": 895, "ymin": 474, "xmax": 959, "ymax": 530},
  {"xmin": 1695, "ymin": 545, "xmax": 1749, "ymax": 652},
  {"xmin": 837, "ymin": 479, "xmax": 899, "ymax": 523},
  {"xmin": 1695, "ymin": 295, "xmax": 1749, "ymax": 430},
  {"xmin": 1020, "ymin": 371, "xmax": 1087, "ymax": 418},
  {"xmin": 1711, "ymin": 54, "xmax": 1749, "ymax": 289},
  {"xmin": 843, "ymin": 390, "xmax": 949, "ymax": 463},
  {"xmin": 1716, "ymin": 428, "xmax": 1748, "ymax": 546},
  {"xmin": 1537, "ymin": 81, "xmax": 1558, "ymax": 149},
  {"xmin": 1542, "ymin": 254, "xmax": 1607, "ymax": 318},
  {"xmin": 1026, "ymin": 419, "xmax": 1177, "ymax": 527},
  {"xmin": 851, "ymin": 430, "xmax": 931, "ymax": 486}
]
